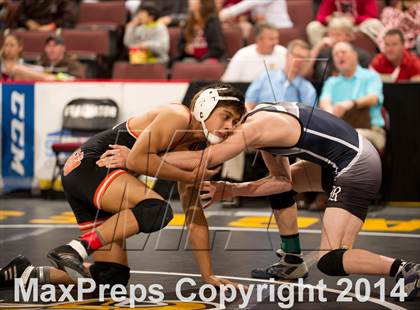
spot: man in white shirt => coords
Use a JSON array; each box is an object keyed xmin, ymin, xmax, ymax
[
  {"xmin": 221, "ymin": 22, "xmax": 288, "ymax": 207},
  {"xmin": 222, "ymin": 22, "xmax": 287, "ymax": 82}
]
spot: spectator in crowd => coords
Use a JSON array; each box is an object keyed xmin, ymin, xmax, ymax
[
  {"xmin": 0, "ymin": 32, "xmax": 56, "ymax": 81},
  {"xmin": 314, "ymin": 41, "xmax": 385, "ymax": 211},
  {"xmin": 222, "ymin": 22, "xmax": 287, "ymax": 82},
  {"xmin": 177, "ymin": 0, "xmax": 225, "ymax": 62},
  {"xmin": 1, "ymin": 32, "xmax": 25, "ymax": 80},
  {"xmin": 154, "ymin": 0, "xmax": 188, "ymax": 27},
  {"xmin": 376, "ymin": 0, "xmax": 420, "ymax": 52},
  {"xmin": 0, "ymin": 0, "xmax": 13, "ymax": 30},
  {"xmin": 303, "ymin": 17, "xmax": 372, "ymax": 82},
  {"xmin": 219, "ymin": 0, "xmax": 293, "ymax": 30},
  {"xmin": 215, "ymin": 0, "xmax": 253, "ymax": 40},
  {"xmin": 13, "ymin": 0, "xmax": 78, "ymax": 30},
  {"xmin": 306, "ymin": 0, "xmax": 383, "ymax": 46},
  {"xmin": 124, "ymin": 3, "xmax": 169, "ymax": 64},
  {"xmin": 225, "ymin": 39, "xmax": 316, "ymax": 208},
  {"xmin": 38, "ymin": 35, "xmax": 84, "ymax": 80},
  {"xmin": 246, "ymin": 39, "xmax": 317, "ymax": 107},
  {"xmin": 220, "ymin": 21, "xmax": 288, "ymax": 207},
  {"xmin": 319, "ymin": 41, "xmax": 385, "ymax": 151},
  {"xmin": 371, "ymin": 28, "xmax": 420, "ymax": 82}
]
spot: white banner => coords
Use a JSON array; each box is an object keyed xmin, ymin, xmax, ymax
[{"xmin": 34, "ymin": 82, "xmax": 189, "ymax": 188}]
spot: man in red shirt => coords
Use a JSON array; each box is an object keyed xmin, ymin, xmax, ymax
[
  {"xmin": 370, "ymin": 29, "xmax": 420, "ymax": 82},
  {"xmin": 306, "ymin": 0, "xmax": 383, "ymax": 46}
]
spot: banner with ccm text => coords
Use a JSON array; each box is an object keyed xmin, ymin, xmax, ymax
[{"xmin": 0, "ymin": 81, "xmax": 189, "ymax": 192}]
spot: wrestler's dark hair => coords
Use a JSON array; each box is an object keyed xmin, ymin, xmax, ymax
[{"xmin": 190, "ymin": 82, "xmax": 246, "ymax": 119}]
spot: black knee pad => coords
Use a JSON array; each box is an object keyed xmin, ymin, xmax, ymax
[
  {"xmin": 269, "ymin": 190, "xmax": 297, "ymax": 210},
  {"xmin": 90, "ymin": 262, "xmax": 130, "ymax": 287},
  {"xmin": 317, "ymin": 249, "xmax": 349, "ymax": 276},
  {"xmin": 131, "ymin": 198, "xmax": 173, "ymax": 233}
]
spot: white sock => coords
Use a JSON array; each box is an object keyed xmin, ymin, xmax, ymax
[{"xmin": 68, "ymin": 240, "xmax": 88, "ymax": 259}]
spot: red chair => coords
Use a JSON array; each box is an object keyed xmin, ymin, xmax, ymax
[
  {"xmin": 171, "ymin": 62, "xmax": 226, "ymax": 81},
  {"xmin": 286, "ymin": 0, "xmax": 313, "ymax": 40},
  {"xmin": 77, "ymin": 1, "xmax": 127, "ymax": 31},
  {"xmin": 354, "ymin": 31, "xmax": 377, "ymax": 56},
  {"xmin": 168, "ymin": 27, "xmax": 182, "ymax": 62},
  {"xmin": 16, "ymin": 31, "xmax": 54, "ymax": 61},
  {"xmin": 112, "ymin": 62, "xmax": 167, "ymax": 80},
  {"xmin": 61, "ymin": 29, "xmax": 111, "ymax": 60},
  {"xmin": 222, "ymin": 25, "xmax": 243, "ymax": 59}
]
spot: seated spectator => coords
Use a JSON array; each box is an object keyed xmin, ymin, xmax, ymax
[
  {"xmin": 222, "ymin": 22, "xmax": 287, "ymax": 82},
  {"xmin": 0, "ymin": 0, "xmax": 13, "ymax": 30},
  {"xmin": 177, "ymin": 0, "xmax": 225, "ymax": 63},
  {"xmin": 154, "ymin": 0, "xmax": 188, "ymax": 27},
  {"xmin": 376, "ymin": 0, "xmax": 420, "ymax": 52},
  {"xmin": 219, "ymin": 0, "xmax": 293, "ymax": 29},
  {"xmin": 306, "ymin": 0, "xmax": 383, "ymax": 46},
  {"xmin": 1, "ymin": 32, "xmax": 56, "ymax": 81},
  {"xmin": 37, "ymin": 35, "xmax": 84, "ymax": 80},
  {"xmin": 246, "ymin": 39, "xmax": 317, "ymax": 107},
  {"xmin": 215, "ymin": 0, "xmax": 253, "ymax": 40},
  {"xmin": 303, "ymin": 17, "xmax": 372, "ymax": 82},
  {"xmin": 371, "ymin": 29, "xmax": 420, "ymax": 82},
  {"xmin": 319, "ymin": 41, "xmax": 385, "ymax": 151},
  {"xmin": 1, "ymin": 32, "xmax": 25, "ymax": 80},
  {"xmin": 124, "ymin": 3, "xmax": 169, "ymax": 64},
  {"xmin": 220, "ymin": 22, "xmax": 287, "ymax": 207},
  {"xmin": 13, "ymin": 0, "xmax": 77, "ymax": 31}
]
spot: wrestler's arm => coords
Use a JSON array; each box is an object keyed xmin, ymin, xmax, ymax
[
  {"xmin": 177, "ymin": 182, "xmax": 244, "ymax": 287},
  {"xmin": 177, "ymin": 182, "xmax": 213, "ymax": 277},
  {"xmin": 126, "ymin": 110, "xmax": 195, "ymax": 183},
  {"xmin": 222, "ymin": 152, "xmax": 292, "ymax": 197},
  {"xmin": 164, "ymin": 121, "xmax": 258, "ymax": 170}
]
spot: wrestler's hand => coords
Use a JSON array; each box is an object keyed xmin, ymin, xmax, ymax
[
  {"xmin": 96, "ymin": 144, "xmax": 130, "ymax": 169},
  {"xmin": 191, "ymin": 163, "xmax": 221, "ymax": 185},
  {"xmin": 203, "ymin": 275, "xmax": 248, "ymax": 291},
  {"xmin": 200, "ymin": 181, "xmax": 233, "ymax": 208}
]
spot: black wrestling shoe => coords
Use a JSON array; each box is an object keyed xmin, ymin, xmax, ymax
[
  {"xmin": 47, "ymin": 245, "xmax": 90, "ymax": 281},
  {"xmin": 0, "ymin": 255, "xmax": 32, "ymax": 288},
  {"xmin": 396, "ymin": 262, "xmax": 420, "ymax": 301},
  {"xmin": 251, "ymin": 249, "xmax": 308, "ymax": 280}
]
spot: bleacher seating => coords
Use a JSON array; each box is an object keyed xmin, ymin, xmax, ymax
[
  {"xmin": 17, "ymin": 31, "xmax": 54, "ymax": 61},
  {"xmin": 61, "ymin": 29, "xmax": 111, "ymax": 60},
  {"xmin": 222, "ymin": 25, "xmax": 243, "ymax": 59},
  {"xmin": 2, "ymin": 0, "xmax": 397, "ymax": 80},
  {"xmin": 171, "ymin": 62, "xmax": 226, "ymax": 81},
  {"xmin": 77, "ymin": 1, "xmax": 127, "ymax": 31},
  {"xmin": 112, "ymin": 62, "xmax": 167, "ymax": 80},
  {"xmin": 168, "ymin": 27, "xmax": 182, "ymax": 63}
]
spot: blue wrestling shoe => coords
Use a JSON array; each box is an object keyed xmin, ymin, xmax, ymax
[
  {"xmin": 251, "ymin": 249, "xmax": 309, "ymax": 280},
  {"xmin": 396, "ymin": 262, "xmax": 420, "ymax": 301}
]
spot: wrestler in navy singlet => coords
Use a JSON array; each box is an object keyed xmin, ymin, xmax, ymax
[
  {"xmin": 245, "ymin": 102, "xmax": 381, "ymax": 221},
  {"xmin": 245, "ymin": 102, "xmax": 361, "ymax": 177}
]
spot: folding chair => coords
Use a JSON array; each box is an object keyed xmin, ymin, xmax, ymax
[{"xmin": 49, "ymin": 98, "xmax": 119, "ymax": 193}]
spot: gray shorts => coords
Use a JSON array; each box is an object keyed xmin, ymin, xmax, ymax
[{"xmin": 325, "ymin": 137, "xmax": 382, "ymax": 221}]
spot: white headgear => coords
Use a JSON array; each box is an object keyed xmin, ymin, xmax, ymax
[{"xmin": 193, "ymin": 88, "xmax": 241, "ymax": 144}]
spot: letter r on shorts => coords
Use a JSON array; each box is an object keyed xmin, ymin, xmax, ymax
[{"xmin": 328, "ymin": 186, "xmax": 342, "ymax": 202}]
